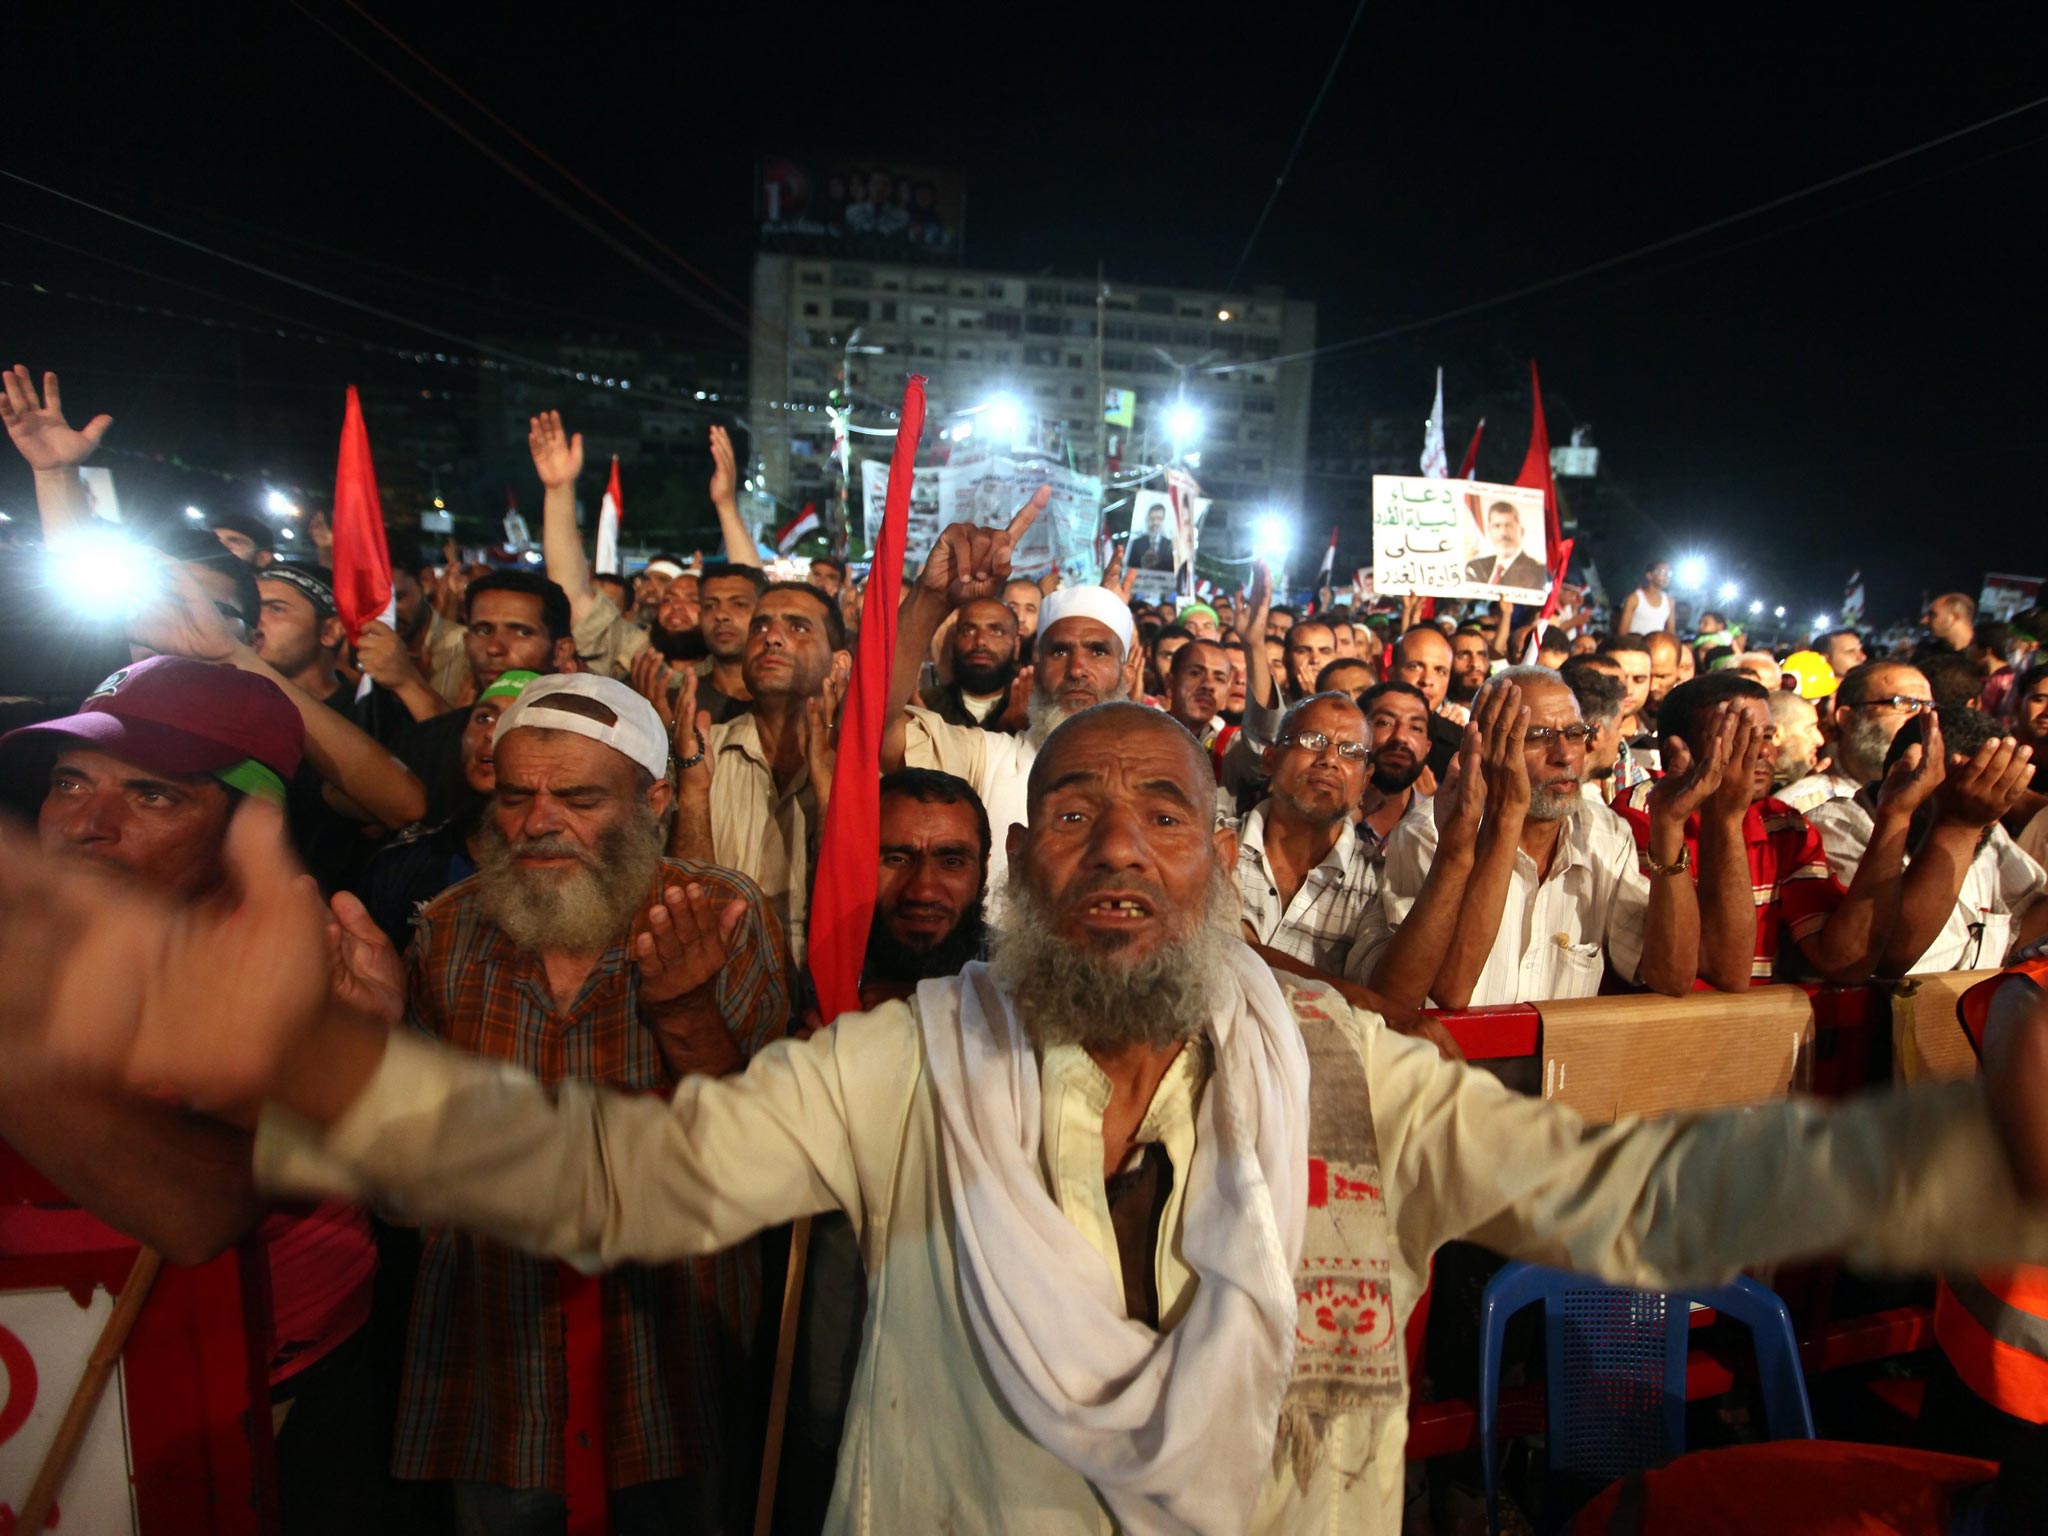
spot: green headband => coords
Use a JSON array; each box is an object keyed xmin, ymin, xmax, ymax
[
  {"xmin": 215, "ymin": 758, "xmax": 288, "ymax": 806},
  {"xmin": 480, "ymin": 669, "xmax": 541, "ymax": 704}
]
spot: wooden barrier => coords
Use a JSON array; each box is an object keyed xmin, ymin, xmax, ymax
[{"xmin": 1407, "ymin": 978, "xmax": 1982, "ymax": 1461}]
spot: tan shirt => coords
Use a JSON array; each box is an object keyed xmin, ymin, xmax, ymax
[
  {"xmin": 418, "ymin": 609, "xmax": 472, "ymax": 706},
  {"xmin": 707, "ymin": 713, "xmax": 817, "ymax": 962},
  {"xmin": 572, "ymin": 591, "xmax": 651, "ymax": 680},
  {"xmin": 255, "ymin": 978, "xmax": 2048, "ymax": 1535}
]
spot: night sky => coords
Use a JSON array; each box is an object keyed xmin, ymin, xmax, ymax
[{"xmin": 7, "ymin": 2, "xmax": 2045, "ymax": 628}]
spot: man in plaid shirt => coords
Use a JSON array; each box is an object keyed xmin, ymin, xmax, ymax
[{"xmin": 387, "ymin": 674, "xmax": 788, "ymax": 1532}]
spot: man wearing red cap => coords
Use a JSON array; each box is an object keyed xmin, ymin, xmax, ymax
[{"xmin": 0, "ymin": 655, "xmax": 386, "ymax": 1528}]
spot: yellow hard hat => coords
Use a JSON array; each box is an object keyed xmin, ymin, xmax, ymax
[{"xmin": 1780, "ymin": 650, "xmax": 1836, "ymax": 700}]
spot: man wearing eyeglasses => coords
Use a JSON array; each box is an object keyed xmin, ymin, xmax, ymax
[
  {"xmin": 1354, "ymin": 666, "xmax": 1718, "ymax": 1007},
  {"xmin": 1230, "ymin": 692, "xmax": 1383, "ymax": 974},
  {"xmin": 1780, "ymin": 660, "xmax": 1934, "ymax": 815}
]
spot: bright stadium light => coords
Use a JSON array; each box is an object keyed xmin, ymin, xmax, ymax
[
  {"xmin": 1674, "ymin": 555, "xmax": 1709, "ymax": 591},
  {"xmin": 1165, "ymin": 401, "xmax": 1205, "ymax": 447},
  {"xmin": 1717, "ymin": 580, "xmax": 1740, "ymax": 603},
  {"xmin": 265, "ymin": 489, "xmax": 300, "ymax": 518},
  {"xmin": 1749, "ymin": 599, "xmax": 1764, "ymax": 615},
  {"xmin": 982, "ymin": 394, "xmax": 1022, "ymax": 439},
  {"xmin": 1814, "ymin": 614, "xmax": 1832, "ymax": 631},
  {"xmin": 184, "ymin": 505, "xmax": 205, "ymax": 521},
  {"xmin": 1250, "ymin": 510, "xmax": 1293, "ymax": 564},
  {"xmin": 50, "ymin": 527, "xmax": 164, "ymax": 618},
  {"xmin": 1774, "ymin": 606, "xmax": 1786, "ymax": 619}
]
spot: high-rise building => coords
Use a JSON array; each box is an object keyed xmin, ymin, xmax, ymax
[{"xmin": 748, "ymin": 254, "xmax": 1316, "ymax": 550}]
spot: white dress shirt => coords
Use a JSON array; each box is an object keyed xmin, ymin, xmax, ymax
[{"xmin": 1348, "ymin": 803, "xmax": 1650, "ymax": 1003}]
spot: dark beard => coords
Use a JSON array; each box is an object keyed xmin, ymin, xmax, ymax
[
  {"xmin": 476, "ymin": 810, "xmax": 665, "ymax": 952},
  {"xmin": 1371, "ymin": 757, "xmax": 1424, "ymax": 794},
  {"xmin": 954, "ymin": 657, "xmax": 1015, "ymax": 696},
  {"xmin": 1447, "ymin": 678, "xmax": 1482, "ymax": 705},
  {"xmin": 863, "ymin": 902, "xmax": 988, "ymax": 985},
  {"xmin": 651, "ymin": 622, "xmax": 707, "ymax": 662}
]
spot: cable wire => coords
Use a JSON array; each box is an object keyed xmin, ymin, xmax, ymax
[
  {"xmin": 1208, "ymin": 88, "xmax": 2048, "ymax": 374},
  {"xmin": 1224, "ymin": 0, "xmax": 1370, "ymax": 294}
]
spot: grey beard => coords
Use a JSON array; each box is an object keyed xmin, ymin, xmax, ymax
[
  {"xmin": 476, "ymin": 810, "xmax": 665, "ymax": 954},
  {"xmin": 1526, "ymin": 781, "xmax": 1585, "ymax": 822},
  {"xmin": 989, "ymin": 862, "xmax": 1239, "ymax": 1053},
  {"xmin": 1023, "ymin": 677, "xmax": 1130, "ymax": 749},
  {"xmin": 1836, "ymin": 715, "xmax": 1895, "ymax": 785}
]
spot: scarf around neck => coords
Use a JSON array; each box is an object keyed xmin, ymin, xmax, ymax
[{"xmin": 917, "ymin": 944, "xmax": 1310, "ymax": 1534}]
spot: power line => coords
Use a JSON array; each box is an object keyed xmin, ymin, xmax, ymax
[
  {"xmin": 1208, "ymin": 88, "xmax": 2048, "ymax": 375},
  {"xmin": 334, "ymin": 0, "xmax": 750, "ymax": 316},
  {"xmin": 280, "ymin": 0, "xmax": 750, "ymax": 339},
  {"xmin": 1223, "ymin": 0, "xmax": 1370, "ymax": 294}
]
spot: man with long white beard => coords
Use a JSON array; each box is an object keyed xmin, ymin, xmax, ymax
[
  {"xmin": 344, "ymin": 673, "xmax": 789, "ymax": 1532},
  {"xmin": 884, "ymin": 493, "xmax": 1135, "ymax": 911},
  {"xmin": 11, "ymin": 703, "xmax": 2048, "ymax": 1535}
]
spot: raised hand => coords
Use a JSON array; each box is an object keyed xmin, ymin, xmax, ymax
[
  {"xmin": 708, "ymin": 425, "xmax": 738, "ymax": 511},
  {"xmin": 1877, "ymin": 716, "xmax": 1948, "ymax": 822},
  {"xmin": 129, "ymin": 559, "xmax": 240, "ymax": 664},
  {"xmin": 527, "ymin": 410, "xmax": 584, "ymax": 490},
  {"xmin": 1936, "ymin": 735, "xmax": 2035, "ymax": 829},
  {"xmin": 916, "ymin": 487, "xmax": 1046, "ymax": 607},
  {"xmin": 327, "ymin": 891, "xmax": 405, "ymax": 1030},
  {"xmin": 1236, "ymin": 560, "xmax": 1272, "ymax": 643},
  {"xmin": 1434, "ymin": 719, "xmax": 1486, "ymax": 845},
  {"xmin": 0, "ymin": 366, "xmax": 112, "ymax": 472},
  {"xmin": 634, "ymin": 882, "xmax": 746, "ymax": 1007},
  {"xmin": 805, "ymin": 660, "xmax": 848, "ymax": 807},
  {"xmin": 1653, "ymin": 703, "xmax": 1738, "ymax": 826},
  {"xmin": 1100, "ymin": 541, "xmax": 1138, "ymax": 602},
  {"xmin": 0, "ymin": 802, "xmax": 332, "ymax": 1113},
  {"xmin": 630, "ymin": 646, "xmax": 679, "ymax": 734},
  {"xmin": 1474, "ymin": 681, "xmax": 1532, "ymax": 821},
  {"xmin": 355, "ymin": 619, "xmax": 424, "ymax": 690},
  {"xmin": 997, "ymin": 664, "xmax": 1034, "ymax": 733}
]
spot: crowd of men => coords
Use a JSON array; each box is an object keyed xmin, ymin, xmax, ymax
[{"xmin": 3, "ymin": 363, "xmax": 2048, "ymax": 1535}]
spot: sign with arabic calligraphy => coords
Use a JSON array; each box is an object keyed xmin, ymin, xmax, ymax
[{"xmin": 1372, "ymin": 476, "xmax": 1549, "ymax": 602}]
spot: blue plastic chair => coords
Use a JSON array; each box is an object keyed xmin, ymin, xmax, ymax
[{"xmin": 1477, "ymin": 1261, "xmax": 1815, "ymax": 1535}]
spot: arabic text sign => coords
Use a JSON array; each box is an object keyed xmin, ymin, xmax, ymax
[{"xmin": 1372, "ymin": 476, "xmax": 1548, "ymax": 601}]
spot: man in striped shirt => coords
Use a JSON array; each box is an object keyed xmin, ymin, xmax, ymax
[{"xmin": 1618, "ymin": 672, "xmax": 1943, "ymax": 987}]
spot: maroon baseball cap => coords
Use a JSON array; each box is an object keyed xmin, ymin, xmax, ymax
[{"xmin": 0, "ymin": 656, "xmax": 305, "ymax": 802}]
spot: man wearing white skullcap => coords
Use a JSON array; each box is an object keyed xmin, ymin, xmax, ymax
[{"xmin": 884, "ymin": 494, "xmax": 1135, "ymax": 917}]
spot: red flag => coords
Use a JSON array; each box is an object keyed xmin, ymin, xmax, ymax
[
  {"xmin": 807, "ymin": 377, "xmax": 926, "ymax": 1024},
  {"xmin": 1514, "ymin": 363, "xmax": 1569, "ymax": 618},
  {"xmin": 330, "ymin": 385, "xmax": 392, "ymax": 643},
  {"xmin": 1457, "ymin": 417, "xmax": 1486, "ymax": 479},
  {"xmin": 595, "ymin": 456, "xmax": 624, "ymax": 575}
]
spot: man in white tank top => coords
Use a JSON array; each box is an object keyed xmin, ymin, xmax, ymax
[{"xmin": 1620, "ymin": 560, "xmax": 1676, "ymax": 636}]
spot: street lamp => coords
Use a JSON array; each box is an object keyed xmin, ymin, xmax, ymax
[
  {"xmin": 1250, "ymin": 510, "xmax": 1293, "ymax": 569},
  {"xmin": 1674, "ymin": 555, "xmax": 1709, "ymax": 591},
  {"xmin": 1165, "ymin": 401, "xmax": 1205, "ymax": 449},
  {"xmin": 1717, "ymin": 580, "xmax": 1740, "ymax": 604},
  {"xmin": 1773, "ymin": 606, "xmax": 1786, "ymax": 619},
  {"xmin": 265, "ymin": 489, "xmax": 299, "ymax": 518},
  {"xmin": 1749, "ymin": 599, "xmax": 1764, "ymax": 616},
  {"xmin": 184, "ymin": 505, "xmax": 205, "ymax": 521},
  {"xmin": 983, "ymin": 394, "xmax": 1023, "ymax": 440}
]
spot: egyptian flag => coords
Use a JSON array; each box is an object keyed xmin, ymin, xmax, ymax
[
  {"xmin": 595, "ymin": 456, "xmax": 623, "ymax": 575},
  {"xmin": 1316, "ymin": 526, "xmax": 1337, "ymax": 588},
  {"xmin": 776, "ymin": 502, "xmax": 821, "ymax": 556},
  {"xmin": 808, "ymin": 381, "xmax": 925, "ymax": 1024}
]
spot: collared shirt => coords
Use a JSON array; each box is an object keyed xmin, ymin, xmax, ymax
[
  {"xmin": 391, "ymin": 859, "xmax": 788, "ymax": 1492},
  {"xmin": 1234, "ymin": 801, "xmax": 1380, "ymax": 975},
  {"xmin": 417, "ymin": 608, "xmax": 472, "ymax": 706},
  {"xmin": 1617, "ymin": 790, "xmax": 1842, "ymax": 982},
  {"xmin": 902, "ymin": 705, "xmax": 1036, "ymax": 919},
  {"xmin": 708, "ymin": 713, "xmax": 820, "ymax": 962},
  {"xmin": 260, "ymin": 975, "xmax": 2048, "ymax": 1535},
  {"xmin": 1350, "ymin": 802, "xmax": 1650, "ymax": 1002},
  {"xmin": 1808, "ymin": 797, "xmax": 2047, "ymax": 973},
  {"xmin": 573, "ymin": 590, "xmax": 652, "ymax": 680},
  {"xmin": 924, "ymin": 680, "xmax": 1012, "ymax": 734},
  {"xmin": 1776, "ymin": 769, "xmax": 1858, "ymax": 817}
]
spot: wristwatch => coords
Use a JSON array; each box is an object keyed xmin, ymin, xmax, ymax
[{"xmin": 1640, "ymin": 844, "xmax": 1692, "ymax": 877}]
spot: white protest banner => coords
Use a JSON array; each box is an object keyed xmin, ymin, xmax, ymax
[
  {"xmin": 1372, "ymin": 476, "xmax": 1548, "ymax": 603},
  {"xmin": 868, "ymin": 455, "xmax": 1102, "ymax": 582},
  {"xmin": 0, "ymin": 1289, "xmax": 140, "ymax": 1533},
  {"xmin": 1979, "ymin": 571, "xmax": 2043, "ymax": 623}
]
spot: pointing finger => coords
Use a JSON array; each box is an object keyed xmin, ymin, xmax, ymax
[{"xmin": 1006, "ymin": 485, "xmax": 1050, "ymax": 543}]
